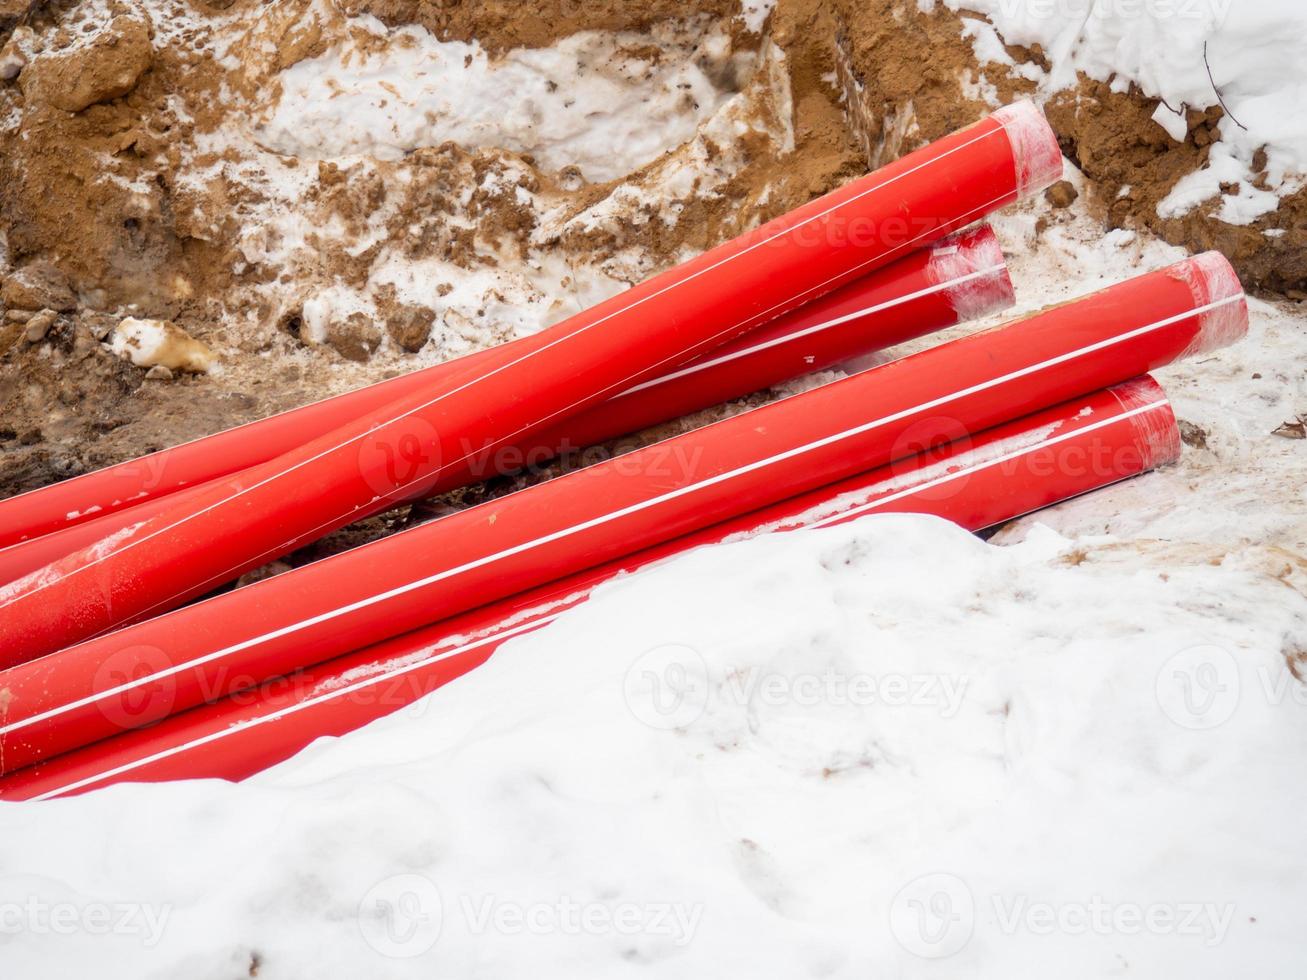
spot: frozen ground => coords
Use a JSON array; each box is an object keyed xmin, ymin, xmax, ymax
[
  {"xmin": 0, "ymin": 174, "xmax": 1303, "ymax": 980},
  {"xmin": 257, "ymin": 20, "xmax": 742, "ymax": 181},
  {"xmin": 1, "ymin": 2, "xmax": 1306, "ymax": 977}
]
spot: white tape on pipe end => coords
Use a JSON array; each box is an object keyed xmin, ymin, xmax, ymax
[
  {"xmin": 928, "ymin": 224, "xmax": 1015, "ymax": 321},
  {"xmin": 1177, "ymin": 250, "xmax": 1250, "ymax": 356},
  {"xmin": 992, "ymin": 100, "xmax": 1065, "ymax": 199},
  {"xmin": 1107, "ymin": 374, "xmax": 1182, "ymax": 471}
]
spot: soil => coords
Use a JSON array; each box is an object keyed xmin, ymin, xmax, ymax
[
  {"xmin": 826, "ymin": 0, "xmax": 1305, "ymax": 292},
  {"xmin": 0, "ymin": 0, "xmax": 1300, "ymax": 550},
  {"xmin": 346, "ymin": 0, "xmax": 743, "ymax": 54}
]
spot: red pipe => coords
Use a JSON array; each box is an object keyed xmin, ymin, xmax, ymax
[
  {"xmin": 0, "ymin": 252, "xmax": 1246, "ymax": 774},
  {"xmin": 0, "ymin": 226, "xmax": 1013, "ymax": 586},
  {"xmin": 0, "ymin": 375, "xmax": 1180, "ymax": 800},
  {"xmin": 0, "ymin": 101, "xmax": 1063, "ymax": 661}
]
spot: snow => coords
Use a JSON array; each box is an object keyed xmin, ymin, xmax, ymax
[
  {"xmin": 2, "ymin": 513, "xmax": 1305, "ymax": 976},
  {"xmin": 1151, "ymin": 100, "xmax": 1189, "ymax": 143},
  {"xmin": 739, "ymin": 0, "xmax": 777, "ymax": 34},
  {"xmin": 933, "ymin": 0, "xmax": 1307, "ymax": 224},
  {"xmin": 541, "ymin": 41, "xmax": 794, "ymax": 238},
  {"xmin": 3, "ymin": 171, "xmax": 1306, "ymax": 975},
  {"xmin": 258, "ymin": 19, "xmax": 749, "ymax": 183},
  {"xmin": 108, "ymin": 317, "xmax": 169, "ymax": 365},
  {"xmin": 108, "ymin": 318, "xmax": 214, "ymax": 374}
]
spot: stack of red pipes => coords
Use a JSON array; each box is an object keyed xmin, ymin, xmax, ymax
[{"xmin": 0, "ymin": 101, "xmax": 1249, "ymax": 801}]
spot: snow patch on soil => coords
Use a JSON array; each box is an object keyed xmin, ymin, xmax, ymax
[
  {"xmin": 177, "ymin": 11, "xmax": 793, "ymax": 367},
  {"xmin": 933, "ymin": 0, "xmax": 1307, "ymax": 224},
  {"xmin": 257, "ymin": 19, "xmax": 750, "ymax": 183}
]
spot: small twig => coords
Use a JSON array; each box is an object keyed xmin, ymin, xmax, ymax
[
  {"xmin": 1157, "ymin": 96, "xmax": 1189, "ymax": 118},
  {"xmin": 1204, "ymin": 41, "xmax": 1248, "ymax": 131}
]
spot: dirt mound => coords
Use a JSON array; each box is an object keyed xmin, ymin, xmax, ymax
[
  {"xmin": 0, "ymin": 0, "xmax": 1300, "ymax": 504},
  {"xmin": 0, "ymin": 0, "xmax": 859, "ymax": 498},
  {"xmin": 1046, "ymin": 81, "xmax": 1306, "ymax": 294},
  {"xmin": 20, "ymin": 9, "xmax": 153, "ymax": 111},
  {"xmin": 826, "ymin": 0, "xmax": 1306, "ymax": 293}
]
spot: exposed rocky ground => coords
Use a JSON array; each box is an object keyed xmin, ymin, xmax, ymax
[{"xmin": 0, "ymin": 0, "xmax": 1302, "ymax": 548}]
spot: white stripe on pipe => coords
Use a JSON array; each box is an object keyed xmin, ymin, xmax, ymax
[
  {"xmin": 116, "ymin": 186, "xmax": 1023, "ymax": 626},
  {"xmin": 0, "ymin": 293, "xmax": 1238, "ymax": 739},
  {"xmin": 25, "ymin": 615, "xmax": 561, "ymax": 801},
  {"xmin": 0, "ymin": 124, "xmax": 1016, "ymax": 611},
  {"xmin": 807, "ymin": 398, "xmax": 1168, "ymax": 528},
  {"xmin": 25, "ymin": 398, "xmax": 1170, "ymax": 801},
  {"xmin": 619, "ymin": 264, "xmax": 1009, "ymax": 397}
]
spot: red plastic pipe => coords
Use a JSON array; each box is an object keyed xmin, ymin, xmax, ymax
[
  {"xmin": 0, "ymin": 252, "xmax": 1246, "ymax": 774},
  {"xmin": 0, "ymin": 101, "xmax": 1064, "ymax": 661},
  {"xmin": 0, "ymin": 375, "xmax": 1180, "ymax": 800},
  {"xmin": 0, "ymin": 227, "xmax": 1012, "ymax": 556},
  {"xmin": 0, "ymin": 226, "xmax": 1014, "ymax": 586}
]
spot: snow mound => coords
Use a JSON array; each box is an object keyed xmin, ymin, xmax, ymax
[{"xmin": 3, "ymin": 514, "xmax": 1305, "ymax": 977}]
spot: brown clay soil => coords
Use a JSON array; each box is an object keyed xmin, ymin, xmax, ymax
[{"xmin": 0, "ymin": 0, "xmax": 1301, "ymax": 553}]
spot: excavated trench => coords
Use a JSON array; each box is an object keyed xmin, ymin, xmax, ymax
[{"xmin": 0, "ymin": 0, "xmax": 1300, "ymax": 522}]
